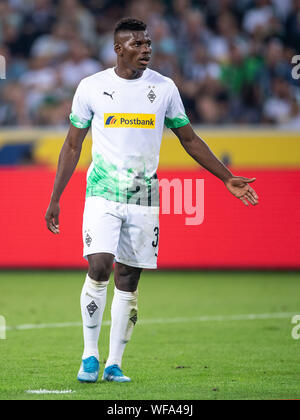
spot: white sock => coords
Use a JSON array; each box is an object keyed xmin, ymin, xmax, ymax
[
  {"xmin": 105, "ymin": 287, "xmax": 138, "ymax": 368},
  {"xmin": 80, "ymin": 274, "xmax": 108, "ymax": 360}
]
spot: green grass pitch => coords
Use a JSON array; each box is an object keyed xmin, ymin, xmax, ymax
[{"xmin": 0, "ymin": 270, "xmax": 299, "ymax": 400}]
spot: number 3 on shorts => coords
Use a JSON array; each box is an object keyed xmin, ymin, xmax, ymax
[{"xmin": 152, "ymin": 226, "xmax": 159, "ymax": 248}]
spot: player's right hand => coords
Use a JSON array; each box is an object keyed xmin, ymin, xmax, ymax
[{"xmin": 45, "ymin": 201, "xmax": 60, "ymax": 234}]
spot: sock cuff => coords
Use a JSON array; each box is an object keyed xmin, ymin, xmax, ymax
[
  {"xmin": 86, "ymin": 274, "xmax": 109, "ymax": 291},
  {"xmin": 114, "ymin": 287, "xmax": 138, "ymax": 300}
]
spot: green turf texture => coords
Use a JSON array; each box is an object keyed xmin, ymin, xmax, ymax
[{"xmin": 0, "ymin": 270, "xmax": 299, "ymax": 400}]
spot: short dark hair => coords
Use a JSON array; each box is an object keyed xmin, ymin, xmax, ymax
[{"xmin": 114, "ymin": 18, "xmax": 147, "ymax": 36}]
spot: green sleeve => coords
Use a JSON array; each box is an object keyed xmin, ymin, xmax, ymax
[
  {"xmin": 164, "ymin": 113, "xmax": 190, "ymax": 129},
  {"xmin": 69, "ymin": 112, "xmax": 92, "ymax": 129}
]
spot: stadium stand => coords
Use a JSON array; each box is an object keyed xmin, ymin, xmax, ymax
[{"xmin": 0, "ymin": 0, "xmax": 299, "ymax": 128}]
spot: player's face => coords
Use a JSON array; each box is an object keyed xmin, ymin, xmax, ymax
[{"xmin": 116, "ymin": 30, "xmax": 152, "ymax": 71}]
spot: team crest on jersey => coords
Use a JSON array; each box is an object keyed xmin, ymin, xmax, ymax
[
  {"xmin": 104, "ymin": 113, "xmax": 156, "ymax": 128},
  {"xmin": 147, "ymin": 86, "xmax": 156, "ymax": 103}
]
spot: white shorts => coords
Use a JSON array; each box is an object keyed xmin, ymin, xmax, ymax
[{"xmin": 82, "ymin": 196, "xmax": 159, "ymax": 269}]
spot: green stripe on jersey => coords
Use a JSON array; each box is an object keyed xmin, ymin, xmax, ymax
[
  {"xmin": 164, "ymin": 113, "xmax": 190, "ymax": 129},
  {"xmin": 69, "ymin": 113, "xmax": 92, "ymax": 129}
]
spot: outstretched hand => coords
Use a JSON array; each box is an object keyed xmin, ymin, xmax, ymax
[{"xmin": 224, "ymin": 177, "xmax": 259, "ymax": 206}]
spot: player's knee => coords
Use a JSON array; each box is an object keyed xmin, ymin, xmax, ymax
[
  {"xmin": 119, "ymin": 277, "xmax": 139, "ymax": 292},
  {"xmin": 88, "ymin": 259, "xmax": 112, "ymax": 283},
  {"xmin": 115, "ymin": 266, "xmax": 142, "ymax": 292}
]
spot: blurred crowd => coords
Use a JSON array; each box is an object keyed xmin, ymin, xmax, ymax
[{"xmin": 0, "ymin": 0, "xmax": 300, "ymax": 127}]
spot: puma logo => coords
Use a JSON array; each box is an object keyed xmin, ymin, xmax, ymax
[{"xmin": 103, "ymin": 91, "xmax": 115, "ymax": 100}]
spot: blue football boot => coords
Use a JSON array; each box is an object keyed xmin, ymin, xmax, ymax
[
  {"xmin": 102, "ymin": 364, "xmax": 131, "ymax": 383},
  {"xmin": 77, "ymin": 356, "xmax": 100, "ymax": 383}
]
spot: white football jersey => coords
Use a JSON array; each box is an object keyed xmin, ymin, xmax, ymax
[{"xmin": 70, "ymin": 67, "xmax": 189, "ymax": 206}]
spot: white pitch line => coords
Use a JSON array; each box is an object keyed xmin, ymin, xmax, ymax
[
  {"xmin": 6, "ymin": 312, "xmax": 296, "ymax": 332},
  {"xmin": 26, "ymin": 389, "xmax": 74, "ymax": 395}
]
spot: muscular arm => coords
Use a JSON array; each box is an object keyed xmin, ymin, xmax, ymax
[
  {"xmin": 45, "ymin": 124, "xmax": 89, "ymax": 234},
  {"xmin": 172, "ymin": 123, "xmax": 233, "ymax": 182},
  {"xmin": 172, "ymin": 124, "xmax": 259, "ymax": 206}
]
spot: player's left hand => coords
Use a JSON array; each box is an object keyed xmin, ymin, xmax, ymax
[{"xmin": 224, "ymin": 176, "xmax": 259, "ymax": 206}]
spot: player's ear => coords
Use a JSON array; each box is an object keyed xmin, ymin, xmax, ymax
[{"xmin": 114, "ymin": 42, "xmax": 123, "ymax": 56}]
